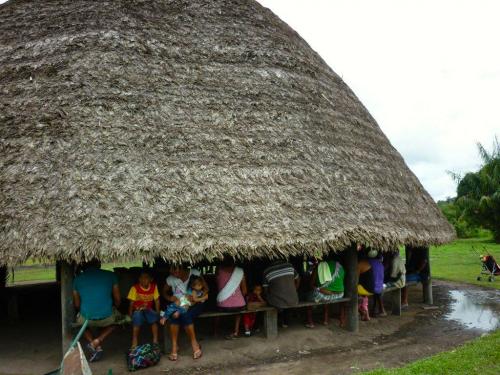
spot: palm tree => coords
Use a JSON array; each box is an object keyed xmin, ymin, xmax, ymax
[{"xmin": 456, "ymin": 136, "xmax": 500, "ymax": 242}]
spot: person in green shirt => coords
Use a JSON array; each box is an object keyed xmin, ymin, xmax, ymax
[{"xmin": 305, "ymin": 259, "xmax": 345, "ymax": 328}]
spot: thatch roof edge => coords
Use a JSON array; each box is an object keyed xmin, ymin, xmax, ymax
[{"xmin": 0, "ymin": 226, "xmax": 455, "ymax": 266}]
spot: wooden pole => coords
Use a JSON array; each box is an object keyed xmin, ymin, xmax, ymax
[
  {"xmin": 344, "ymin": 244, "xmax": 359, "ymax": 332},
  {"xmin": 0, "ymin": 266, "xmax": 6, "ymax": 288},
  {"xmin": 422, "ymin": 247, "xmax": 433, "ymax": 305},
  {"xmin": 60, "ymin": 260, "xmax": 75, "ymax": 355}
]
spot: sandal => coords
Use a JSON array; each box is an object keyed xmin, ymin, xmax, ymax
[
  {"xmin": 193, "ymin": 346, "xmax": 202, "ymax": 360},
  {"xmin": 168, "ymin": 352, "xmax": 178, "ymax": 361},
  {"xmin": 225, "ymin": 333, "xmax": 239, "ymax": 340},
  {"xmin": 305, "ymin": 323, "xmax": 315, "ymax": 329}
]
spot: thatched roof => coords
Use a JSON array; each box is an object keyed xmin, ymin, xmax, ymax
[{"xmin": 0, "ymin": 0, "xmax": 454, "ymax": 265}]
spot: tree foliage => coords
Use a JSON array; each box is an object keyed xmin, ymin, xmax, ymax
[
  {"xmin": 437, "ymin": 198, "xmax": 481, "ymax": 238},
  {"xmin": 455, "ymin": 137, "xmax": 500, "ymax": 242}
]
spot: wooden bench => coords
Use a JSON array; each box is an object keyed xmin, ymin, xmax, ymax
[
  {"xmin": 161, "ymin": 305, "xmax": 277, "ymax": 353},
  {"xmin": 382, "ymin": 279, "xmax": 431, "ymax": 316},
  {"xmin": 291, "ymin": 297, "xmax": 350, "ymax": 308}
]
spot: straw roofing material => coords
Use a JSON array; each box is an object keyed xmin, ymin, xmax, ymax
[{"xmin": 0, "ymin": 0, "xmax": 455, "ymax": 265}]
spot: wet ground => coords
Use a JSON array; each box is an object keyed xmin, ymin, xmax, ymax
[{"xmin": 0, "ymin": 280, "xmax": 498, "ymax": 375}]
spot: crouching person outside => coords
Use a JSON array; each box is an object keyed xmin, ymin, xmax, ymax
[{"xmin": 73, "ymin": 259, "xmax": 122, "ymax": 362}]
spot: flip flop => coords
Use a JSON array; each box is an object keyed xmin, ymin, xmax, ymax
[
  {"xmin": 168, "ymin": 352, "xmax": 178, "ymax": 361},
  {"xmin": 305, "ymin": 323, "xmax": 315, "ymax": 329},
  {"xmin": 89, "ymin": 348, "xmax": 103, "ymax": 363},
  {"xmin": 193, "ymin": 347, "xmax": 202, "ymax": 360},
  {"xmin": 225, "ymin": 333, "xmax": 239, "ymax": 340},
  {"xmin": 86, "ymin": 342, "xmax": 97, "ymax": 355}
]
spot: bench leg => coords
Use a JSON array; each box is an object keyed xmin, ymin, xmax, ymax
[
  {"xmin": 264, "ymin": 309, "xmax": 278, "ymax": 339},
  {"xmin": 391, "ymin": 288, "xmax": 401, "ymax": 316},
  {"xmin": 423, "ymin": 279, "xmax": 433, "ymax": 305}
]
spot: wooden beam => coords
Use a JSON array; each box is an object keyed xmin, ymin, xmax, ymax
[
  {"xmin": 263, "ymin": 308, "xmax": 278, "ymax": 339},
  {"xmin": 0, "ymin": 266, "xmax": 6, "ymax": 288},
  {"xmin": 391, "ymin": 288, "xmax": 402, "ymax": 316},
  {"xmin": 60, "ymin": 260, "xmax": 75, "ymax": 355},
  {"xmin": 344, "ymin": 244, "xmax": 359, "ymax": 332},
  {"xmin": 422, "ymin": 247, "xmax": 433, "ymax": 304}
]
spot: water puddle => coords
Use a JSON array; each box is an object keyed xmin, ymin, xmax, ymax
[{"xmin": 445, "ymin": 290, "xmax": 499, "ymax": 331}]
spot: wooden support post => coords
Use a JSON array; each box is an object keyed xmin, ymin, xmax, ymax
[
  {"xmin": 391, "ymin": 288, "xmax": 402, "ymax": 316},
  {"xmin": 60, "ymin": 260, "xmax": 75, "ymax": 355},
  {"xmin": 344, "ymin": 244, "xmax": 359, "ymax": 332},
  {"xmin": 7, "ymin": 293, "xmax": 19, "ymax": 320},
  {"xmin": 422, "ymin": 247, "xmax": 433, "ymax": 305},
  {"xmin": 263, "ymin": 308, "xmax": 278, "ymax": 339},
  {"xmin": 0, "ymin": 266, "xmax": 6, "ymax": 288}
]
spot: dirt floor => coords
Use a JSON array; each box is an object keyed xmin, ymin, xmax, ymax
[{"xmin": 0, "ymin": 280, "xmax": 498, "ymax": 375}]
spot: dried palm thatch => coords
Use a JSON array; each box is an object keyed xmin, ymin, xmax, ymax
[{"xmin": 0, "ymin": 0, "xmax": 454, "ymax": 265}]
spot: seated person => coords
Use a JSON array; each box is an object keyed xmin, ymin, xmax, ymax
[
  {"xmin": 384, "ymin": 250, "xmax": 406, "ymax": 288},
  {"xmin": 358, "ymin": 248, "xmax": 386, "ymax": 319},
  {"xmin": 402, "ymin": 247, "xmax": 429, "ymax": 307},
  {"xmin": 306, "ymin": 259, "xmax": 345, "ymax": 328},
  {"xmin": 162, "ymin": 265, "xmax": 209, "ymax": 361},
  {"xmin": 127, "ymin": 270, "xmax": 160, "ymax": 349},
  {"xmin": 73, "ymin": 259, "xmax": 122, "ymax": 362},
  {"xmin": 216, "ymin": 257, "xmax": 247, "ymax": 339},
  {"xmin": 160, "ymin": 276, "xmax": 208, "ymax": 323},
  {"xmin": 242, "ymin": 284, "xmax": 266, "ymax": 336},
  {"xmin": 263, "ymin": 259, "xmax": 300, "ymax": 327}
]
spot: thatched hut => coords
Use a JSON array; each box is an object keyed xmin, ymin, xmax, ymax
[{"xmin": 0, "ymin": 0, "xmax": 454, "ymax": 351}]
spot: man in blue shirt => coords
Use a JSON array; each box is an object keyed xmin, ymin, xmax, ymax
[{"xmin": 73, "ymin": 259, "xmax": 121, "ymax": 362}]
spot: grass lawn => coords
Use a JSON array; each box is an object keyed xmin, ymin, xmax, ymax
[
  {"xmin": 6, "ymin": 261, "xmax": 141, "ymax": 285},
  {"xmin": 430, "ymin": 236, "xmax": 500, "ymax": 290},
  {"xmin": 362, "ymin": 329, "xmax": 500, "ymax": 375}
]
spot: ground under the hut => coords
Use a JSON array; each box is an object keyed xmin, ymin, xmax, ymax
[{"xmin": 0, "ymin": 280, "xmax": 498, "ymax": 375}]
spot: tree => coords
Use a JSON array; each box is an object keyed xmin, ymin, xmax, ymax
[
  {"xmin": 456, "ymin": 137, "xmax": 500, "ymax": 243},
  {"xmin": 437, "ymin": 198, "xmax": 480, "ymax": 238}
]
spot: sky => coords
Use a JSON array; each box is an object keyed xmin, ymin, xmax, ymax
[
  {"xmin": 257, "ymin": 0, "xmax": 499, "ymax": 201},
  {"xmin": 1, "ymin": 0, "xmax": 498, "ymax": 201}
]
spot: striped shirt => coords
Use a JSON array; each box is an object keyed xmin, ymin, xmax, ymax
[{"xmin": 263, "ymin": 262, "xmax": 299, "ymax": 308}]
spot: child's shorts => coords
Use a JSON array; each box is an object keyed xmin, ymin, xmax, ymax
[{"xmin": 132, "ymin": 309, "xmax": 159, "ymax": 326}]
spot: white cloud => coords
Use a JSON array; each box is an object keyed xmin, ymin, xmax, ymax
[{"xmin": 258, "ymin": 0, "xmax": 499, "ymax": 200}]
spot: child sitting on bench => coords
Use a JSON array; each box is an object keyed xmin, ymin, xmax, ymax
[
  {"xmin": 160, "ymin": 276, "xmax": 208, "ymax": 324},
  {"xmin": 127, "ymin": 270, "xmax": 161, "ymax": 348}
]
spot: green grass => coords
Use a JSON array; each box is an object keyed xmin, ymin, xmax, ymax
[
  {"xmin": 362, "ymin": 330, "xmax": 500, "ymax": 375},
  {"xmin": 430, "ymin": 236, "xmax": 500, "ymax": 289},
  {"xmin": 6, "ymin": 261, "xmax": 141, "ymax": 285},
  {"xmin": 7, "ymin": 235, "xmax": 500, "ymax": 288}
]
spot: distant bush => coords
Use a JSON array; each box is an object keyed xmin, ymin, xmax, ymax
[{"xmin": 437, "ymin": 198, "xmax": 482, "ymax": 238}]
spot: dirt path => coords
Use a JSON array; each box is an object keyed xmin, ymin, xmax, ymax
[{"xmin": 0, "ymin": 280, "xmax": 498, "ymax": 375}]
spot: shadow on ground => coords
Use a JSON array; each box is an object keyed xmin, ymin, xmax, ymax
[{"xmin": 0, "ymin": 280, "xmax": 498, "ymax": 375}]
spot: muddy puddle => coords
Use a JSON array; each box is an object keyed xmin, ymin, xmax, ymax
[{"xmin": 445, "ymin": 289, "xmax": 499, "ymax": 331}]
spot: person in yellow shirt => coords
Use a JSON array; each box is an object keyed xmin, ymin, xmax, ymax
[{"xmin": 127, "ymin": 270, "xmax": 160, "ymax": 348}]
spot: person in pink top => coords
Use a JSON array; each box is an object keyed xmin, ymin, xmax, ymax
[{"xmin": 216, "ymin": 257, "xmax": 247, "ymax": 339}]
